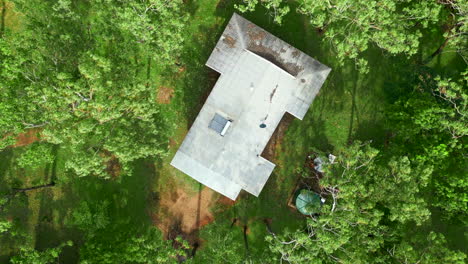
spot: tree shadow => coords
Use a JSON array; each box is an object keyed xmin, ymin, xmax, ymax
[
  {"xmin": 186, "ymin": 183, "xmax": 204, "ymax": 256},
  {"xmin": 0, "ymin": 0, "xmax": 6, "ymax": 36},
  {"xmin": 168, "ymin": 21, "xmax": 223, "ymax": 128},
  {"xmin": 215, "ymin": 0, "xmax": 237, "ymax": 16},
  {"xmin": 184, "ymin": 0, "xmax": 201, "ymax": 16},
  {"xmin": 0, "ymin": 148, "xmax": 14, "ymax": 187},
  {"xmin": 33, "ymin": 157, "xmax": 160, "ymax": 263},
  {"xmin": 346, "ymin": 77, "xmax": 358, "ymax": 144}
]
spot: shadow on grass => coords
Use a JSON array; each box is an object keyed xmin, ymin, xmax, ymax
[
  {"xmin": 0, "ymin": 0, "xmax": 6, "ymax": 36},
  {"xmin": 0, "ymin": 148, "xmax": 14, "ymax": 187},
  {"xmin": 170, "ymin": 23, "xmax": 221, "ymax": 126},
  {"xmin": 32, "ymin": 157, "xmax": 159, "ymax": 263}
]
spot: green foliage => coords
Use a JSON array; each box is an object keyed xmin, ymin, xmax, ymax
[
  {"xmin": 236, "ymin": 0, "xmax": 290, "ymax": 24},
  {"xmin": 0, "ymin": 220, "xmax": 12, "ymax": 233},
  {"xmin": 391, "ymin": 71, "xmax": 467, "ymax": 143},
  {"xmin": 1, "ymin": 0, "xmax": 466, "ymax": 263},
  {"xmin": 16, "ymin": 143, "xmax": 54, "ymax": 169},
  {"xmin": 0, "ymin": 0, "xmax": 188, "ymax": 178},
  {"xmin": 237, "ymin": 0, "xmax": 443, "ymax": 73},
  {"xmin": 196, "ymin": 220, "xmax": 248, "ymax": 263},
  {"xmin": 10, "ymin": 241, "xmax": 73, "ymax": 264},
  {"xmin": 0, "ymin": 37, "xmax": 24, "ymax": 146},
  {"xmin": 391, "ymin": 232, "xmax": 466, "ymax": 264},
  {"xmin": 388, "ymin": 69, "xmax": 468, "ymax": 219},
  {"xmin": 65, "ymin": 200, "xmax": 110, "ymax": 236},
  {"xmin": 440, "ymin": 0, "xmax": 468, "ymax": 62},
  {"xmin": 79, "ymin": 228, "xmax": 187, "ymax": 264},
  {"xmin": 267, "ymin": 141, "xmax": 435, "ymax": 263}
]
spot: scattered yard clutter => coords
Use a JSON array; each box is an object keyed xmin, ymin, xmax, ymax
[{"xmin": 306, "ymin": 152, "xmax": 336, "ymax": 174}]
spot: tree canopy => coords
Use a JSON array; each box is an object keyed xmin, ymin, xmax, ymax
[
  {"xmin": 266, "ymin": 142, "xmax": 466, "ymax": 264},
  {"xmin": 1, "ymin": 0, "xmax": 466, "ymax": 263},
  {"xmin": 10, "ymin": 242, "xmax": 73, "ymax": 264},
  {"xmin": 237, "ymin": 0, "xmax": 462, "ymax": 73},
  {"xmin": 0, "ymin": 0, "xmax": 187, "ymax": 177},
  {"xmin": 79, "ymin": 228, "xmax": 187, "ymax": 264}
]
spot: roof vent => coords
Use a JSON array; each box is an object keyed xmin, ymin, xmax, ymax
[{"xmin": 209, "ymin": 113, "xmax": 232, "ymax": 136}]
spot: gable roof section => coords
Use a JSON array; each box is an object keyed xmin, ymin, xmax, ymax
[{"xmin": 171, "ymin": 13, "xmax": 331, "ymax": 200}]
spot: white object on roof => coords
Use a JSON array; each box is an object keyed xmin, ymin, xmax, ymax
[
  {"xmin": 170, "ymin": 13, "xmax": 331, "ymax": 200},
  {"xmin": 220, "ymin": 120, "xmax": 232, "ymax": 136}
]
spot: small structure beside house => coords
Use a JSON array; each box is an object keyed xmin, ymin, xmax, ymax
[
  {"xmin": 295, "ymin": 189, "xmax": 324, "ymax": 216},
  {"xmin": 170, "ymin": 13, "xmax": 331, "ymax": 200}
]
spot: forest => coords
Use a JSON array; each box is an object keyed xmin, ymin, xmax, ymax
[{"xmin": 0, "ymin": 0, "xmax": 466, "ymax": 263}]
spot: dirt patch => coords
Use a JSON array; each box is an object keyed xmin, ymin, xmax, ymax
[
  {"xmin": 261, "ymin": 113, "xmax": 294, "ymax": 161},
  {"xmin": 13, "ymin": 128, "xmax": 42, "ymax": 147},
  {"xmin": 223, "ymin": 35, "xmax": 236, "ymax": 48},
  {"xmin": 100, "ymin": 149, "xmax": 121, "ymax": 179},
  {"xmin": 151, "ymin": 182, "xmax": 237, "ymax": 246},
  {"xmin": 105, "ymin": 156, "xmax": 121, "ymax": 179},
  {"xmin": 169, "ymin": 138, "xmax": 178, "ymax": 148},
  {"xmin": 157, "ymin": 86, "xmax": 175, "ymax": 104},
  {"xmin": 217, "ymin": 196, "xmax": 236, "ymax": 207},
  {"xmin": 152, "ymin": 187, "xmax": 217, "ymax": 241}
]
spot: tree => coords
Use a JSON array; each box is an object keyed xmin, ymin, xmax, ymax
[
  {"xmin": 0, "ymin": 182, "xmax": 56, "ymax": 213},
  {"xmin": 0, "ymin": 219, "xmax": 12, "ymax": 233},
  {"xmin": 390, "ymin": 232, "xmax": 466, "ymax": 264},
  {"xmin": 236, "ymin": 0, "xmax": 290, "ymax": 24},
  {"xmin": 237, "ymin": 0, "xmax": 444, "ymax": 73},
  {"xmin": 0, "ymin": 37, "xmax": 26, "ymax": 150},
  {"xmin": 65, "ymin": 200, "xmax": 110, "ymax": 237},
  {"xmin": 425, "ymin": 0, "xmax": 468, "ymax": 64},
  {"xmin": 0, "ymin": 0, "xmax": 188, "ymax": 177},
  {"xmin": 79, "ymin": 228, "xmax": 188, "ymax": 264},
  {"xmin": 266, "ymin": 141, "xmax": 436, "ymax": 263},
  {"xmin": 195, "ymin": 220, "xmax": 249, "ymax": 263},
  {"xmin": 16, "ymin": 143, "xmax": 55, "ymax": 169},
  {"xmin": 10, "ymin": 241, "xmax": 73, "ymax": 264},
  {"xmin": 387, "ymin": 69, "xmax": 467, "ymax": 220}
]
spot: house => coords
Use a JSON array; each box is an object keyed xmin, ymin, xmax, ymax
[{"xmin": 170, "ymin": 13, "xmax": 331, "ymax": 200}]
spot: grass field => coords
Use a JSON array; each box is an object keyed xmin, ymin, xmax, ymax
[{"xmin": 0, "ymin": 0, "xmax": 465, "ymax": 263}]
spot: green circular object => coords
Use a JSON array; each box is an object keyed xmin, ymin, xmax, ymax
[{"xmin": 295, "ymin": 189, "xmax": 322, "ymax": 215}]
